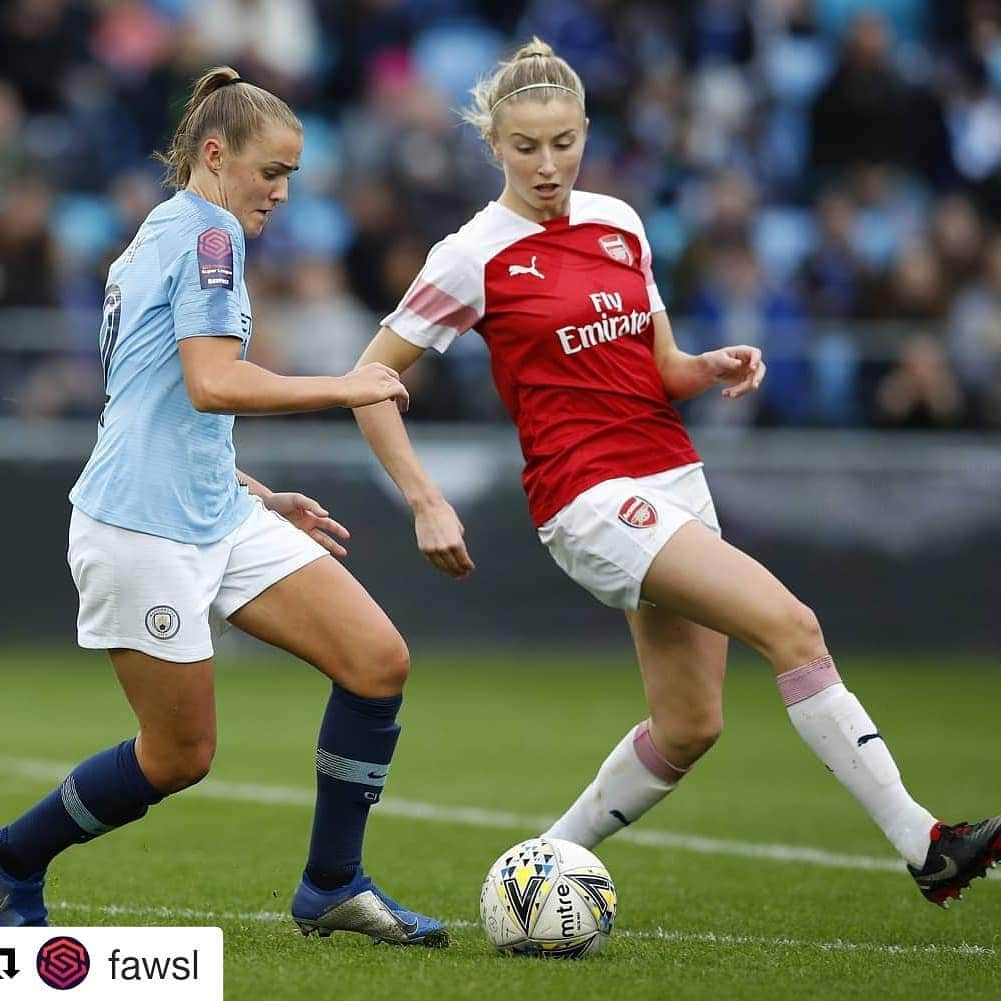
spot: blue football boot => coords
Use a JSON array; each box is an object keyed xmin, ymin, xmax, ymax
[
  {"xmin": 291, "ymin": 868, "xmax": 448, "ymax": 947},
  {"xmin": 0, "ymin": 851, "xmax": 48, "ymax": 927}
]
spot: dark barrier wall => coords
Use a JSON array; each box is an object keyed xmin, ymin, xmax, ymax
[{"xmin": 1, "ymin": 426, "xmax": 999, "ymax": 653}]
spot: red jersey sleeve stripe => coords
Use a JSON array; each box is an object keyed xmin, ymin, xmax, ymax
[
  {"xmin": 640, "ymin": 248, "xmax": 665, "ymax": 312},
  {"xmin": 403, "ymin": 280, "xmax": 480, "ymax": 332},
  {"xmin": 640, "ymin": 251, "xmax": 655, "ymax": 287}
]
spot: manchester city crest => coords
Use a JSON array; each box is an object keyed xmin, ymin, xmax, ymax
[{"xmin": 145, "ymin": 605, "xmax": 180, "ymax": 640}]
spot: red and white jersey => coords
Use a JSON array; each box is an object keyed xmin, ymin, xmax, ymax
[{"xmin": 382, "ymin": 190, "xmax": 700, "ymax": 526}]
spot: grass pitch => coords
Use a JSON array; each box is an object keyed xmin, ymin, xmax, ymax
[{"xmin": 0, "ymin": 647, "xmax": 997, "ymax": 1001}]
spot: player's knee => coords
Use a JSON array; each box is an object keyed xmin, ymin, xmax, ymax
[
  {"xmin": 784, "ymin": 600, "xmax": 825, "ymax": 663},
  {"xmin": 373, "ymin": 631, "xmax": 410, "ymax": 695},
  {"xmin": 344, "ymin": 630, "xmax": 410, "ymax": 698},
  {"xmin": 676, "ymin": 714, "xmax": 722, "ymax": 762},
  {"xmin": 151, "ymin": 736, "xmax": 216, "ymax": 794},
  {"xmin": 757, "ymin": 598, "xmax": 825, "ymax": 668},
  {"xmin": 647, "ymin": 708, "xmax": 721, "ymax": 767}
]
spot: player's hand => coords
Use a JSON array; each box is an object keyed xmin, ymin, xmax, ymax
[
  {"xmin": 414, "ymin": 497, "xmax": 475, "ymax": 579},
  {"xmin": 266, "ymin": 492, "xmax": 351, "ymax": 558},
  {"xmin": 337, "ymin": 363, "xmax": 410, "ymax": 412},
  {"xmin": 702, "ymin": 345, "xmax": 766, "ymax": 399}
]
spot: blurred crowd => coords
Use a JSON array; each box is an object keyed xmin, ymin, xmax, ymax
[{"xmin": 3, "ymin": 0, "xmax": 1001, "ymax": 429}]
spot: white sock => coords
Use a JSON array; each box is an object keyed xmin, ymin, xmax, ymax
[
  {"xmin": 542, "ymin": 721, "xmax": 688, "ymax": 850},
  {"xmin": 778, "ymin": 656, "xmax": 936, "ymax": 867}
]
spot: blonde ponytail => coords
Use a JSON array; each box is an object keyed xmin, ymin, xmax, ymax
[
  {"xmin": 461, "ymin": 37, "xmax": 585, "ymax": 142},
  {"xmin": 155, "ymin": 66, "xmax": 301, "ymax": 189}
]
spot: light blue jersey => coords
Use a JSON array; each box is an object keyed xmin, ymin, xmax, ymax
[{"xmin": 70, "ymin": 190, "xmax": 255, "ymax": 544}]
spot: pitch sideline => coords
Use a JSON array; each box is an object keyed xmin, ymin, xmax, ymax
[
  {"xmin": 44, "ymin": 901, "xmax": 995, "ymax": 957},
  {"xmin": 1, "ymin": 754, "xmax": 994, "ymax": 879}
]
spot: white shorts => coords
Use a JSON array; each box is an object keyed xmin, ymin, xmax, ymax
[
  {"xmin": 68, "ymin": 499, "xmax": 328, "ymax": 662},
  {"xmin": 537, "ymin": 463, "xmax": 721, "ymax": 611}
]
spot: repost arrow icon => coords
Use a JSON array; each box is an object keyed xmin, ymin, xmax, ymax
[{"xmin": 0, "ymin": 947, "xmax": 18, "ymax": 978}]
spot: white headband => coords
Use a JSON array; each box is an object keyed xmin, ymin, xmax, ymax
[{"xmin": 490, "ymin": 83, "xmax": 584, "ymax": 115}]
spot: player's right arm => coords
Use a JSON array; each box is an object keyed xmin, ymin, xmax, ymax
[
  {"xmin": 178, "ymin": 335, "xmax": 409, "ymax": 414},
  {"xmin": 353, "ymin": 326, "xmax": 475, "ymax": 579}
]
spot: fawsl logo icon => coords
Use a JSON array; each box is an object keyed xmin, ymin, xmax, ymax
[
  {"xmin": 618, "ymin": 496, "xmax": 658, "ymax": 529},
  {"xmin": 197, "ymin": 226, "xmax": 234, "ymax": 290},
  {"xmin": 36, "ymin": 936, "xmax": 91, "ymax": 990}
]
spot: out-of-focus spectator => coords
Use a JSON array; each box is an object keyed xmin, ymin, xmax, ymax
[
  {"xmin": 108, "ymin": 168, "xmax": 162, "ymax": 240},
  {"xmin": 0, "ymin": 174, "xmax": 104, "ymax": 419},
  {"xmin": 945, "ymin": 52, "xmax": 1001, "ymax": 187},
  {"xmin": 685, "ymin": 235, "xmax": 811, "ymax": 426},
  {"xmin": 0, "ymin": 0, "xmax": 88, "ymax": 114},
  {"xmin": 798, "ymin": 188, "xmax": 868, "ymax": 424},
  {"xmin": 0, "ymin": 177, "xmax": 58, "ymax": 307},
  {"xmin": 873, "ymin": 332, "xmax": 966, "ymax": 428},
  {"xmin": 519, "ymin": 0, "xmax": 627, "ymax": 101},
  {"xmin": 814, "ymin": 0, "xmax": 929, "ymax": 45},
  {"xmin": 671, "ymin": 167, "xmax": 756, "ymax": 310},
  {"xmin": 810, "ymin": 12, "xmax": 953, "ymax": 187},
  {"xmin": 342, "ymin": 177, "xmax": 419, "ymax": 316},
  {"xmin": 182, "ymin": 0, "xmax": 322, "ymax": 97},
  {"xmin": 800, "ymin": 188, "xmax": 867, "ymax": 321},
  {"xmin": 682, "ymin": 0, "xmax": 756, "ymax": 69},
  {"xmin": 867, "ymin": 242, "xmax": 959, "ymax": 427},
  {"xmin": 266, "ymin": 258, "xmax": 377, "ymax": 383},
  {"xmin": 759, "ymin": 0, "xmax": 832, "ymax": 191},
  {"xmin": 930, "ymin": 193, "xmax": 985, "ymax": 300},
  {"xmin": 14, "ymin": 354, "xmax": 103, "ymax": 419},
  {"xmin": 0, "ymin": 83, "xmax": 28, "ymax": 188},
  {"xmin": 948, "ymin": 233, "xmax": 1001, "ymax": 426},
  {"xmin": 874, "ymin": 240, "xmax": 947, "ymax": 325},
  {"xmin": 945, "ymin": 2, "xmax": 1001, "ymax": 223},
  {"xmin": 848, "ymin": 164, "xmax": 926, "ymax": 275},
  {"xmin": 90, "ymin": 0, "xmax": 174, "ymax": 76}
]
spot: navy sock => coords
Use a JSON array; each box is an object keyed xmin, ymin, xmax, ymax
[
  {"xmin": 305, "ymin": 686, "xmax": 402, "ymax": 890},
  {"xmin": 0, "ymin": 738, "xmax": 164, "ymax": 878}
]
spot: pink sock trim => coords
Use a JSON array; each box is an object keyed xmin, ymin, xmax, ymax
[
  {"xmin": 777, "ymin": 655, "xmax": 842, "ymax": 706},
  {"xmin": 632, "ymin": 721, "xmax": 689, "ymax": 784}
]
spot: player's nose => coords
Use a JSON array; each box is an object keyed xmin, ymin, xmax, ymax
[{"xmin": 271, "ymin": 177, "xmax": 290, "ymax": 204}]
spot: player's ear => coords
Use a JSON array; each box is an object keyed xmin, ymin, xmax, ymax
[
  {"xmin": 487, "ymin": 126, "xmax": 503, "ymax": 164},
  {"xmin": 202, "ymin": 135, "xmax": 225, "ymax": 173}
]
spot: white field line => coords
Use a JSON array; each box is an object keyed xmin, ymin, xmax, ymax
[
  {"xmin": 2, "ymin": 755, "xmax": 997, "ymax": 882},
  {"xmin": 46, "ymin": 902, "xmax": 996, "ymax": 958}
]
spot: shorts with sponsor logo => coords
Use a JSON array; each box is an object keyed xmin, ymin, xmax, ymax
[
  {"xmin": 537, "ymin": 463, "xmax": 720, "ymax": 611},
  {"xmin": 68, "ymin": 498, "xmax": 328, "ymax": 662}
]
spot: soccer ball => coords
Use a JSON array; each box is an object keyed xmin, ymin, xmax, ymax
[{"xmin": 479, "ymin": 837, "xmax": 617, "ymax": 958}]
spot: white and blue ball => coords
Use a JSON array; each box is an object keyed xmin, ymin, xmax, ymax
[{"xmin": 479, "ymin": 837, "xmax": 617, "ymax": 959}]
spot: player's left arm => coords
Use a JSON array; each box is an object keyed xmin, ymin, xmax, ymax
[
  {"xmin": 235, "ymin": 467, "xmax": 350, "ymax": 558},
  {"xmin": 651, "ymin": 311, "xmax": 766, "ymax": 401}
]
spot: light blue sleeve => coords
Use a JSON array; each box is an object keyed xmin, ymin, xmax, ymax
[{"xmin": 166, "ymin": 221, "xmax": 247, "ymax": 342}]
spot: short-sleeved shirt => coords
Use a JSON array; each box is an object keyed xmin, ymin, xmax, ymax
[
  {"xmin": 381, "ymin": 190, "xmax": 700, "ymax": 526},
  {"xmin": 70, "ymin": 190, "xmax": 256, "ymax": 544}
]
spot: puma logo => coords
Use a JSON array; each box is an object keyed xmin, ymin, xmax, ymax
[{"xmin": 508, "ymin": 256, "xmax": 545, "ymax": 279}]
